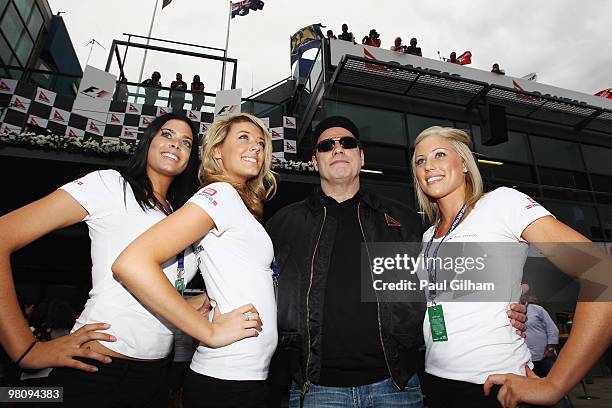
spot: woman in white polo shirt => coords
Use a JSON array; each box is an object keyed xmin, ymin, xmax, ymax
[
  {"xmin": 113, "ymin": 112, "xmax": 278, "ymax": 408},
  {"xmin": 411, "ymin": 126, "xmax": 612, "ymax": 408},
  {"xmin": 0, "ymin": 113, "xmax": 261, "ymax": 407}
]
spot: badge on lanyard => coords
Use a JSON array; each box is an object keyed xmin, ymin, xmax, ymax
[
  {"xmin": 428, "ymin": 303, "xmax": 448, "ymax": 342},
  {"xmin": 424, "ymin": 204, "xmax": 467, "ymax": 342},
  {"xmin": 271, "ymin": 258, "xmax": 279, "ymax": 304},
  {"xmin": 174, "ymin": 251, "xmax": 185, "ymax": 295}
]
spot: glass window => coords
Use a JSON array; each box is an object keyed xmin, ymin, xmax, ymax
[
  {"xmin": 582, "ymin": 144, "xmax": 612, "ymax": 175},
  {"xmin": 0, "ymin": 0, "xmax": 9, "ymax": 13},
  {"xmin": 538, "ymin": 167, "xmax": 590, "ymax": 190},
  {"xmin": 0, "ymin": 32, "xmax": 14, "ymax": 65},
  {"xmin": 543, "ymin": 201, "xmax": 603, "ymax": 240},
  {"xmin": 0, "ymin": 4, "xmax": 25, "ymax": 48},
  {"xmin": 406, "ymin": 114, "xmax": 452, "ymax": 146},
  {"xmin": 322, "ymin": 101, "xmax": 407, "ymax": 146},
  {"xmin": 473, "ymin": 127, "xmax": 532, "ymax": 164},
  {"xmin": 14, "ymin": 0, "xmax": 35, "ymax": 21},
  {"xmin": 479, "ymin": 161, "xmax": 536, "ymax": 184},
  {"xmin": 14, "ymin": 28, "xmax": 33, "ymax": 65},
  {"xmin": 24, "ymin": 4, "xmax": 43, "ymax": 39},
  {"xmin": 598, "ymin": 207, "xmax": 612, "ymax": 241},
  {"xmin": 530, "ymin": 135, "xmax": 585, "ymax": 171}
]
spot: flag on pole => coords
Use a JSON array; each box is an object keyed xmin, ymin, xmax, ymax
[
  {"xmin": 457, "ymin": 51, "xmax": 472, "ymax": 65},
  {"xmin": 232, "ymin": 0, "xmax": 264, "ymax": 18},
  {"xmin": 594, "ymin": 88, "xmax": 612, "ymax": 99},
  {"xmin": 162, "ymin": 0, "xmax": 173, "ymax": 9},
  {"xmin": 290, "ymin": 24, "xmax": 325, "ymax": 64},
  {"xmin": 521, "ymin": 72, "xmax": 538, "ymax": 81}
]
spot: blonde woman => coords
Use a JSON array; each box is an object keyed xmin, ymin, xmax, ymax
[
  {"xmin": 113, "ymin": 113, "xmax": 277, "ymax": 408},
  {"xmin": 411, "ymin": 126, "xmax": 612, "ymax": 408}
]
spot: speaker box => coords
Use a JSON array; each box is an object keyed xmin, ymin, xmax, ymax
[{"xmin": 480, "ymin": 104, "xmax": 508, "ymax": 146}]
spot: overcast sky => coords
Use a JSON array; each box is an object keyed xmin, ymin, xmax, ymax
[{"xmin": 48, "ymin": 0, "xmax": 611, "ymax": 97}]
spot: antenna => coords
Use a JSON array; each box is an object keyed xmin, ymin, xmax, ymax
[{"xmin": 84, "ymin": 38, "xmax": 106, "ymax": 66}]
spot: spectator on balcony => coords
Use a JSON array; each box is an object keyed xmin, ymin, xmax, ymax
[
  {"xmin": 170, "ymin": 73, "xmax": 188, "ymax": 112},
  {"xmin": 448, "ymin": 51, "xmax": 460, "ymax": 64},
  {"xmin": 390, "ymin": 37, "xmax": 405, "ymax": 52},
  {"xmin": 116, "ymin": 77, "xmax": 128, "ymax": 103},
  {"xmin": 363, "ymin": 29, "xmax": 381, "ymax": 47},
  {"xmin": 326, "ymin": 29, "xmax": 337, "ymax": 40},
  {"xmin": 405, "ymin": 37, "xmax": 422, "ymax": 57},
  {"xmin": 491, "ymin": 63, "xmax": 505, "ymax": 75},
  {"xmin": 191, "ymin": 75, "xmax": 205, "ymax": 112},
  {"xmin": 338, "ymin": 23, "xmax": 355, "ymax": 44},
  {"xmin": 142, "ymin": 71, "xmax": 162, "ymax": 106}
]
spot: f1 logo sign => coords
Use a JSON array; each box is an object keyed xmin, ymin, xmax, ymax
[{"xmin": 82, "ymin": 86, "xmax": 110, "ymax": 98}]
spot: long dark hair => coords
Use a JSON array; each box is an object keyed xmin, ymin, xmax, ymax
[{"xmin": 120, "ymin": 112, "xmax": 200, "ymax": 212}]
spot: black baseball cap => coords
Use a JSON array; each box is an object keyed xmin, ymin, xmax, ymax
[{"xmin": 311, "ymin": 116, "xmax": 360, "ymax": 145}]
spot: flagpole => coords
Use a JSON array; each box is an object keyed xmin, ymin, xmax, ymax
[
  {"xmin": 220, "ymin": 0, "xmax": 232, "ymax": 91},
  {"xmin": 138, "ymin": 0, "xmax": 159, "ymax": 85}
]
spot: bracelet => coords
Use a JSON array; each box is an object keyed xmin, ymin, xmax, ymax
[{"xmin": 15, "ymin": 340, "xmax": 37, "ymax": 365}]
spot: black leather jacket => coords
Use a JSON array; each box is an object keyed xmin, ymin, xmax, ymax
[{"xmin": 265, "ymin": 187, "xmax": 426, "ymax": 395}]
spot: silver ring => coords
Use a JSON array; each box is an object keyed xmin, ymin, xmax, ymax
[{"xmin": 243, "ymin": 312, "xmax": 252, "ymax": 321}]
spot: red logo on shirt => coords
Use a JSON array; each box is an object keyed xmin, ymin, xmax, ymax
[
  {"xmin": 524, "ymin": 196, "xmax": 541, "ymax": 210},
  {"xmin": 198, "ymin": 188, "xmax": 218, "ymax": 206},
  {"xmin": 75, "ymin": 179, "xmax": 84, "ymax": 186}
]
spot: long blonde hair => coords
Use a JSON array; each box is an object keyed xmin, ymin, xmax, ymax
[
  {"xmin": 199, "ymin": 113, "xmax": 276, "ymax": 220},
  {"xmin": 411, "ymin": 126, "xmax": 483, "ymax": 224}
]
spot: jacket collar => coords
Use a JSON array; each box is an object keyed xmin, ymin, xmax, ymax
[{"xmin": 305, "ymin": 185, "xmax": 381, "ymax": 212}]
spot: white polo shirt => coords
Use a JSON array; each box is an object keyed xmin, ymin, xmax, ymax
[
  {"xmin": 187, "ymin": 182, "xmax": 277, "ymax": 380},
  {"xmin": 421, "ymin": 187, "xmax": 552, "ymax": 384},
  {"xmin": 60, "ymin": 170, "xmax": 199, "ymax": 359}
]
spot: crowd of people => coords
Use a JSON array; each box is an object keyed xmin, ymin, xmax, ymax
[
  {"xmin": 326, "ymin": 23, "xmax": 507, "ymax": 74},
  {"xmin": 1, "ymin": 109, "xmax": 611, "ymax": 408},
  {"xmin": 137, "ymin": 71, "xmax": 206, "ymax": 110}
]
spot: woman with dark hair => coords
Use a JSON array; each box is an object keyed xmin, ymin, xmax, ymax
[
  {"xmin": 114, "ymin": 112, "xmax": 277, "ymax": 407},
  {"xmin": 0, "ymin": 112, "xmax": 262, "ymax": 406}
]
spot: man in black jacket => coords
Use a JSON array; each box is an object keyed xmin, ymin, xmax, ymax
[
  {"xmin": 265, "ymin": 116, "xmax": 427, "ymax": 407},
  {"xmin": 265, "ymin": 116, "xmax": 527, "ymax": 407}
]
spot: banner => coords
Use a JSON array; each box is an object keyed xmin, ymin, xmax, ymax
[
  {"xmin": 214, "ymin": 88, "xmax": 242, "ymax": 119},
  {"xmin": 290, "ymin": 24, "xmax": 325, "ymax": 64},
  {"xmin": 73, "ymin": 65, "xmax": 117, "ymax": 123}
]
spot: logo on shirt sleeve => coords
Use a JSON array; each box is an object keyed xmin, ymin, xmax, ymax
[
  {"xmin": 524, "ymin": 196, "xmax": 541, "ymax": 210},
  {"xmin": 197, "ymin": 187, "xmax": 219, "ymax": 206}
]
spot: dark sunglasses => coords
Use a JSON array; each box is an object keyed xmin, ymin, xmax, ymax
[{"xmin": 316, "ymin": 136, "xmax": 360, "ymax": 153}]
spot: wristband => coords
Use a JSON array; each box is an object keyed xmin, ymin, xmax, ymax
[{"xmin": 15, "ymin": 340, "xmax": 37, "ymax": 365}]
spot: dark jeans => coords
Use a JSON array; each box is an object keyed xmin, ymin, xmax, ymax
[
  {"xmin": 46, "ymin": 356, "xmax": 171, "ymax": 408},
  {"xmin": 183, "ymin": 369, "xmax": 268, "ymax": 408}
]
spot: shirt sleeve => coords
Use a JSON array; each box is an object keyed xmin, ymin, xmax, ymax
[
  {"xmin": 187, "ymin": 182, "xmax": 243, "ymax": 234},
  {"xmin": 59, "ymin": 170, "xmax": 121, "ymax": 221},
  {"xmin": 495, "ymin": 187, "xmax": 553, "ymax": 241},
  {"xmin": 540, "ymin": 306, "xmax": 560, "ymax": 344}
]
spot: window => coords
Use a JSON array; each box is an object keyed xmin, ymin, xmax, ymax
[
  {"xmin": 473, "ymin": 127, "xmax": 532, "ymax": 164},
  {"xmin": 0, "ymin": 32, "xmax": 14, "ymax": 65},
  {"xmin": 0, "ymin": 4, "xmax": 26, "ymax": 66},
  {"xmin": 582, "ymin": 144, "xmax": 612, "ymax": 193},
  {"xmin": 323, "ymin": 102, "xmax": 407, "ymax": 146},
  {"xmin": 14, "ymin": 28, "xmax": 33, "ymax": 65},
  {"xmin": 406, "ymin": 114, "xmax": 452, "ymax": 146},
  {"xmin": 597, "ymin": 207, "xmax": 612, "ymax": 241},
  {"xmin": 543, "ymin": 202, "xmax": 603, "ymax": 240},
  {"xmin": 530, "ymin": 135, "xmax": 585, "ymax": 171}
]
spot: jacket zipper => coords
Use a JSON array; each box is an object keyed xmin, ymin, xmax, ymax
[
  {"xmin": 357, "ymin": 202, "xmax": 401, "ymax": 390},
  {"xmin": 302, "ymin": 206, "xmax": 327, "ymax": 401}
]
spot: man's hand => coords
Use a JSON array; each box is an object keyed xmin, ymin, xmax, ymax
[{"xmin": 508, "ymin": 303, "xmax": 527, "ymax": 337}]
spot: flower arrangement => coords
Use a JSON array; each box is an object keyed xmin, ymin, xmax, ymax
[
  {"xmin": 0, "ymin": 129, "xmax": 317, "ymax": 172},
  {"xmin": 0, "ymin": 129, "xmax": 135, "ymax": 155}
]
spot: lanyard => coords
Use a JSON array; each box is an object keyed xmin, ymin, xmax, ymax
[{"xmin": 424, "ymin": 204, "xmax": 467, "ymax": 302}]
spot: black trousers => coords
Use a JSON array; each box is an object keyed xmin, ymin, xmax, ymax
[
  {"xmin": 46, "ymin": 356, "xmax": 171, "ymax": 408},
  {"xmin": 423, "ymin": 373, "xmax": 546, "ymax": 408},
  {"xmin": 183, "ymin": 369, "xmax": 268, "ymax": 408}
]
